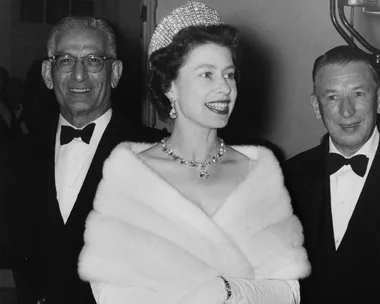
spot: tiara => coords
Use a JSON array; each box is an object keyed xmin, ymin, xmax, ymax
[{"xmin": 148, "ymin": 1, "xmax": 223, "ymax": 56}]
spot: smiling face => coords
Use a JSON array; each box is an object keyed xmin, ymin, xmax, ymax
[
  {"xmin": 312, "ymin": 61, "xmax": 380, "ymax": 156},
  {"xmin": 42, "ymin": 27, "xmax": 122, "ymax": 126},
  {"xmin": 167, "ymin": 43, "xmax": 237, "ymax": 130}
]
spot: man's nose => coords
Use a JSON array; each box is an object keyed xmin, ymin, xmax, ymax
[
  {"xmin": 72, "ymin": 60, "xmax": 89, "ymax": 82},
  {"xmin": 340, "ymin": 96, "xmax": 356, "ymax": 118}
]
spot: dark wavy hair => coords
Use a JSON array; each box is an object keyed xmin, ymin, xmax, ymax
[
  {"xmin": 312, "ymin": 45, "xmax": 379, "ymax": 93},
  {"xmin": 148, "ymin": 24, "xmax": 239, "ymax": 120},
  {"xmin": 47, "ymin": 16, "xmax": 117, "ymax": 58}
]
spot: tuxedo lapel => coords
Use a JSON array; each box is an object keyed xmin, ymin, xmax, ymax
[
  {"xmin": 316, "ymin": 175, "xmax": 336, "ymax": 254},
  {"xmin": 319, "ymin": 139, "xmax": 338, "ymax": 254},
  {"xmin": 311, "ymin": 170, "xmax": 334, "ymax": 252},
  {"xmin": 338, "ymin": 139, "xmax": 380, "ymax": 251},
  {"xmin": 33, "ymin": 115, "xmax": 64, "ymax": 229},
  {"xmin": 65, "ymin": 115, "xmax": 120, "ymax": 229},
  {"xmin": 353, "ymin": 138, "xmax": 380, "ymax": 212},
  {"xmin": 303, "ymin": 137, "xmax": 336, "ymax": 254}
]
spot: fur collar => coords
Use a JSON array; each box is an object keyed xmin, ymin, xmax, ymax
[{"xmin": 79, "ymin": 142, "xmax": 310, "ymax": 301}]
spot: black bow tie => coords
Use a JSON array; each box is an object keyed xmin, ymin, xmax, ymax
[
  {"xmin": 327, "ymin": 153, "xmax": 369, "ymax": 177},
  {"xmin": 60, "ymin": 123, "xmax": 95, "ymax": 145}
]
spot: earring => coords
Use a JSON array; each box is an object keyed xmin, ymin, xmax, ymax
[{"xmin": 169, "ymin": 98, "xmax": 178, "ymax": 119}]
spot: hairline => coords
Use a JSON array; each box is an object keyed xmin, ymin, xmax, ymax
[
  {"xmin": 180, "ymin": 41, "xmax": 234, "ymax": 68},
  {"xmin": 313, "ymin": 60, "xmax": 380, "ymax": 94},
  {"xmin": 46, "ymin": 17, "xmax": 117, "ymax": 59}
]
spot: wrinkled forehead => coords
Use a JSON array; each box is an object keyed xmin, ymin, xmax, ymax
[
  {"xmin": 55, "ymin": 28, "xmax": 109, "ymax": 55},
  {"xmin": 315, "ymin": 62, "xmax": 375, "ymax": 86}
]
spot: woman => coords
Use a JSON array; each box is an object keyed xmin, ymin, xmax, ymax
[{"xmin": 79, "ymin": 2, "xmax": 310, "ymax": 304}]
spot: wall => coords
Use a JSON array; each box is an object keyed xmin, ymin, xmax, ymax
[
  {"xmin": 111, "ymin": 0, "xmax": 147, "ymax": 122},
  {"xmin": 156, "ymin": 0, "xmax": 348, "ymax": 158},
  {"xmin": 0, "ymin": 0, "xmax": 12, "ymax": 72},
  {"xmin": 10, "ymin": 25, "xmax": 50, "ymax": 79},
  {"xmin": 363, "ymin": 11, "xmax": 380, "ymax": 48}
]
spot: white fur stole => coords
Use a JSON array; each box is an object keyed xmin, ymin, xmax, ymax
[{"xmin": 78, "ymin": 143, "xmax": 310, "ymax": 302}]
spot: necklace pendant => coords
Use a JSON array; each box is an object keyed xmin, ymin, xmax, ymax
[
  {"xmin": 199, "ymin": 168, "xmax": 209, "ymax": 179},
  {"xmin": 161, "ymin": 137, "xmax": 226, "ymax": 180}
]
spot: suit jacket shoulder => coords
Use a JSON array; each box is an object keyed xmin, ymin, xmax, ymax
[
  {"xmin": 286, "ymin": 143, "xmax": 325, "ymax": 176},
  {"xmin": 283, "ymin": 138, "xmax": 330, "ymax": 227},
  {"xmin": 107, "ymin": 111, "xmax": 168, "ymax": 144}
]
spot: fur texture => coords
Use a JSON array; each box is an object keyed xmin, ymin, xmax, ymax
[{"xmin": 78, "ymin": 142, "xmax": 310, "ymax": 303}]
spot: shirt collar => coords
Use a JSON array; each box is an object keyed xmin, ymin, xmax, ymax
[
  {"xmin": 58, "ymin": 108, "xmax": 112, "ymax": 129},
  {"xmin": 329, "ymin": 127, "xmax": 379, "ymax": 161}
]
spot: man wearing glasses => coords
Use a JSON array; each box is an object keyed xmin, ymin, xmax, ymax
[{"xmin": 4, "ymin": 16, "xmax": 165, "ymax": 304}]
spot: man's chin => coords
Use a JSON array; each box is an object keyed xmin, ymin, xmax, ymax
[
  {"xmin": 69, "ymin": 94, "xmax": 93, "ymax": 102},
  {"xmin": 68, "ymin": 99, "xmax": 92, "ymax": 109},
  {"xmin": 333, "ymin": 134, "xmax": 368, "ymax": 151},
  {"xmin": 62, "ymin": 103, "xmax": 92, "ymax": 117}
]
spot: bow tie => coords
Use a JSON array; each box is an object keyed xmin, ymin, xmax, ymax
[
  {"xmin": 60, "ymin": 123, "xmax": 95, "ymax": 145},
  {"xmin": 327, "ymin": 153, "xmax": 369, "ymax": 177}
]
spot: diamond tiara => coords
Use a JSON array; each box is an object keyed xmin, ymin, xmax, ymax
[{"xmin": 148, "ymin": 1, "xmax": 223, "ymax": 56}]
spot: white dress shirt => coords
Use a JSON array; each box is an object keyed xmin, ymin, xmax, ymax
[
  {"xmin": 55, "ymin": 109, "xmax": 112, "ymax": 223},
  {"xmin": 329, "ymin": 128, "xmax": 379, "ymax": 249}
]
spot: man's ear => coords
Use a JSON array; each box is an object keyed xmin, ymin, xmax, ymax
[
  {"xmin": 111, "ymin": 60, "xmax": 123, "ymax": 88},
  {"xmin": 42, "ymin": 60, "xmax": 54, "ymax": 90},
  {"xmin": 311, "ymin": 93, "xmax": 322, "ymax": 119},
  {"xmin": 376, "ymin": 86, "xmax": 380, "ymax": 114}
]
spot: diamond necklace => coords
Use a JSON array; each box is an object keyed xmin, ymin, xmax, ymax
[{"xmin": 160, "ymin": 137, "xmax": 226, "ymax": 179}]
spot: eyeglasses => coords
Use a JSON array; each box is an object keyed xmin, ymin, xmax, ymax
[{"xmin": 49, "ymin": 54, "xmax": 115, "ymax": 73}]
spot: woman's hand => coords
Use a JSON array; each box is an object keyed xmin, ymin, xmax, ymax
[{"xmin": 179, "ymin": 277, "xmax": 228, "ymax": 304}]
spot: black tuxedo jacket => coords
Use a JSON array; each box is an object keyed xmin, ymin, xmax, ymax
[
  {"xmin": 3, "ymin": 111, "xmax": 167, "ymax": 304},
  {"xmin": 285, "ymin": 134, "xmax": 380, "ymax": 304}
]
